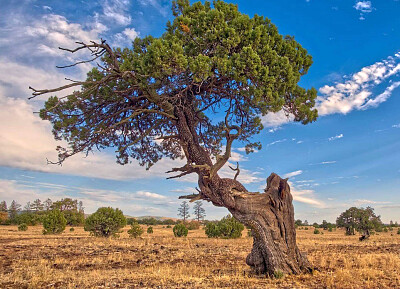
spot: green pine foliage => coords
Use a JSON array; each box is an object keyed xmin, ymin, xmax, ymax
[
  {"xmin": 42, "ymin": 209, "xmax": 67, "ymax": 235},
  {"xmin": 84, "ymin": 207, "xmax": 126, "ymax": 237},
  {"xmin": 173, "ymin": 223, "xmax": 188, "ymax": 237},
  {"xmin": 128, "ymin": 222, "xmax": 144, "ymax": 238},
  {"xmin": 205, "ymin": 215, "xmax": 244, "ymax": 239},
  {"xmin": 18, "ymin": 223, "xmax": 28, "ymax": 231},
  {"xmin": 39, "ymin": 0, "xmax": 317, "ymax": 169},
  {"xmin": 205, "ymin": 222, "xmax": 220, "ymax": 238}
]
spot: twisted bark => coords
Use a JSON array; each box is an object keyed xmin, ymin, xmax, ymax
[{"xmin": 175, "ymin": 106, "xmax": 312, "ymax": 276}]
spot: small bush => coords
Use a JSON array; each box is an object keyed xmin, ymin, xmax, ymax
[
  {"xmin": 205, "ymin": 222, "xmax": 220, "ymax": 238},
  {"xmin": 147, "ymin": 226, "xmax": 153, "ymax": 234},
  {"xmin": 247, "ymin": 230, "xmax": 253, "ymax": 237},
  {"xmin": 186, "ymin": 221, "xmax": 200, "ymax": 230},
  {"xmin": 397, "ymin": 228, "xmax": 400, "ymax": 235},
  {"xmin": 43, "ymin": 209, "xmax": 67, "ymax": 235},
  {"xmin": 70, "ymin": 227, "xmax": 75, "ymax": 232},
  {"xmin": 314, "ymin": 228, "xmax": 320, "ymax": 234},
  {"xmin": 328, "ymin": 227, "xmax": 333, "ymax": 232},
  {"xmin": 166, "ymin": 225, "xmax": 171, "ymax": 228},
  {"xmin": 384, "ymin": 227, "xmax": 388, "ymax": 232},
  {"xmin": 84, "ymin": 207, "xmax": 126, "ymax": 237},
  {"xmin": 18, "ymin": 223, "xmax": 28, "ymax": 231},
  {"xmin": 128, "ymin": 222, "xmax": 144, "ymax": 238},
  {"xmin": 173, "ymin": 223, "xmax": 188, "ymax": 237},
  {"xmin": 273, "ymin": 270, "xmax": 284, "ymax": 279},
  {"xmin": 304, "ymin": 227, "xmax": 309, "ymax": 230},
  {"xmin": 218, "ymin": 215, "xmax": 244, "ymax": 239}
]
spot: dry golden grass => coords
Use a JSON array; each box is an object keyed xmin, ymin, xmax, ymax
[{"xmin": 1, "ymin": 225, "xmax": 399, "ymax": 288}]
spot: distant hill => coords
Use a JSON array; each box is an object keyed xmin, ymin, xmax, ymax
[{"xmin": 126, "ymin": 215, "xmax": 179, "ymax": 221}]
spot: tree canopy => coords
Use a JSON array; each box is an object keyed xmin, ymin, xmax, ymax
[
  {"xmin": 33, "ymin": 0, "xmax": 317, "ymax": 171},
  {"xmin": 336, "ymin": 207, "xmax": 383, "ymax": 236}
]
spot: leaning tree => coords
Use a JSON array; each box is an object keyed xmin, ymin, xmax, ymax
[{"xmin": 30, "ymin": 0, "xmax": 318, "ymax": 276}]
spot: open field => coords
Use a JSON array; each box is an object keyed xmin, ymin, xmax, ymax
[{"xmin": 1, "ymin": 225, "xmax": 400, "ymax": 288}]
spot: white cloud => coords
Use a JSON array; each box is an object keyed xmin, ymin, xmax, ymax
[
  {"xmin": 289, "ymin": 181, "xmax": 326, "ymax": 208},
  {"xmin": 354, "ymin": 1, "xmax": 374, "ymax": 20},
  {"xmin": 320, "ymin": 161, "xmax": 337, "ymax": 165},
  {"xmin": 101, "ymin": 0, "xmax": 132, "ymax": 26},
  {"xmin": 393, "ymin": 123, "xmax": 400, "ymax": 128},
  {"xmin": 317, "ymin": 52, "xmax": 400, "ymax": 115},
  {"xmin": 138, "ymin": 0, "xmax": 169, "ymax": 17},
  {"xmin": 361, "ymin": 81, "xmax": 400, "ymax": 109},
  {"xmin": 328, "ymin": 134, "xmax": 344, "ymax": 141},
  {"xmin": 354, "ymin": 1, "xmax": 373, "ymax": 13},
  {"xmin": 261, "ymin": 110, "xmax": 293, "ymax": 128},
  {"xmin": 283, "ymin": 170, "xmax": 303, "ymax": 179},
  {"xmin": 267, "ymin": 139, "xmax": 287, "ymax": 146},
  {"xmin": 134, "ymin": 191, "xmax": 167, "ymax": 200}
]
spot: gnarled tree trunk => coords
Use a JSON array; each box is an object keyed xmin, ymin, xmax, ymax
[
  {"xmin": 230, "ymin": 173, "xmax": 312, "ymax": 275},
  {"xmin": 175, "ymin": 107, "xmax": 312, "ymax": 276}
]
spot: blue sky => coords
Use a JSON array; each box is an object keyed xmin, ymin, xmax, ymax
[{"xmin": 0, "ymin": 0, "xmax": 399, "ymax": 223}]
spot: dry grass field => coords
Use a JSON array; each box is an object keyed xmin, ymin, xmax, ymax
[{"xmin": 1, "ymin": 225, "xmax": 400, "ymax": 289}]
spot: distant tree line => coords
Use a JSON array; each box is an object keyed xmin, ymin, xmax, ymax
[{"xmin": 0, "ymin": 198, "xmax": 85, "ymax": 226}]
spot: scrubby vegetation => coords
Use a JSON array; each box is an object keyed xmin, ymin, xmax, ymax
[
  {"xmin": 173, "ymin": 223, "xmax": 188, "ymax": 237},
  {"xmin": 42, "ymin": 209, "xmax": 67, "ymax": 235},
  {"xmin": 84, "ymin": 207, "xmax": 126, "ymax": 237},
  {"xmin": 128, "ymin": 222, "xmax": 144, "ymax": 238},
  {"xmin": 205, "ymin": 215, "xmax": 244, "ymax": 239}
]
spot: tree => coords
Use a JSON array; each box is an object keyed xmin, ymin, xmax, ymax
[
  {"xmin": 24, "ymin": 202, "xmax": 32, "ymax": 212},
  {"xmin": 43, "ymin": 209, "xmax": 67, "ymax": 234},
  {"xmin": 8, "ymin": 200, "xmax": 21, "ymax": 222},
  {"xmin": 178, "ymin": 201, "xmax": 190, "ymax": 222},
  {"xmin": 31, "ymin": 199, "xmax": 44, "ymax": 212},
  {"xmin": 336, "ymin": 207, "xmax": 383, "ymax": 240},
  {"xmin": 84, "ymin": 207, "xmax": 126, "ymax": 237},
  {"xmin": 44, "ymin": 198, "xmax": 53, "ymax": 211},
  {"xmin": 31, "ymin": 0, "xmax": 317, "ymax": 275},
  {"xmin": 193, "ymin": 200, "xmax": 206, "ymax": 222},
  {"xmin": 52, "ymin": 198, "xmax": 84, "ymax": 226},
  {"xmin": 0, "ymin": 201, "xmax": 7, "ymax": 212}
]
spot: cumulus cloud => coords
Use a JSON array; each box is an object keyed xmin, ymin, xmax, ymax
[
  {"xmin": 354, "ymin": 1, "xmax": 374, "ymax": 20},
  {"xmin": 317, "ymin": 52, "xmax": 400, "ymax": 115}
]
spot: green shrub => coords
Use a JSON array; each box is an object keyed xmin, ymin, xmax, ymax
[
  {"xmin": 128, "ymin": 222, "xmax": 144, "ymax": 238},
  {"xmin": 18, "ymin": 223, "xmax": 28, "ymax": 231},
  {"xmin": 43, "ymin": 209, "xmax": 67, "ymax": 235},
  {"xmin": 218, "ymin": 215, "xmax": 244, "ymax": 239},
  {"xmin": 186, "ymin": 221, "xmax": 200, "ymax": 230},
  {"xmin": 305, "ymin": 227, "xmax": 309, "ymax": 230},
  {"xmin": 247, "ymin": 229, "xmax": 253, "ymax": 237},
  {"xmin": 166, "ymin": 225, "xmax": 171, "ymax": 228},
  {"xmin": 84, "ymin": 207, "xmax": 126, "ymax": 237},
  {"xmin": 147, "ymin": 226, "xmax": 153, "ymax": 234},
  {"xmin": 205, "ymin": 222, "xmax": 220, "ymax": 238},
  {"xmin": 397, "ymin": 228, "xmax": 400, "ymax": 235},
  {"xmin": 273, "ymin": 270, "xmax": 284, "ymax": 279},
  {"xmin": 384, "ymin": 227, "xmax": 388, "ymax": 232},
  {"xmin": 205, "ymin": 215, "xmax": 244, "ymax": 239},
  {"xmin": 70, "ymin": 227, "xmax": 75, "ymax": 232},
  {"xmin": 328, "ymin": 227, "xmax": 333, "ymax": 232},
  {"xmin": 313, "ymin": 228, "xmax": 320, "ymax": 234},
  {"xmin": 173, "ymin": 223, "xmax": 188, "ymax": 237}
]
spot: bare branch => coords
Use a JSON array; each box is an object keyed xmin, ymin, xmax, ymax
[
  {"xmin": 229, "ymin": 162, "xmax": 240, "ymax": 181},
  {"xmin": 179, "ymin": 194, "xmax": 202, "ymax": 202}
]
